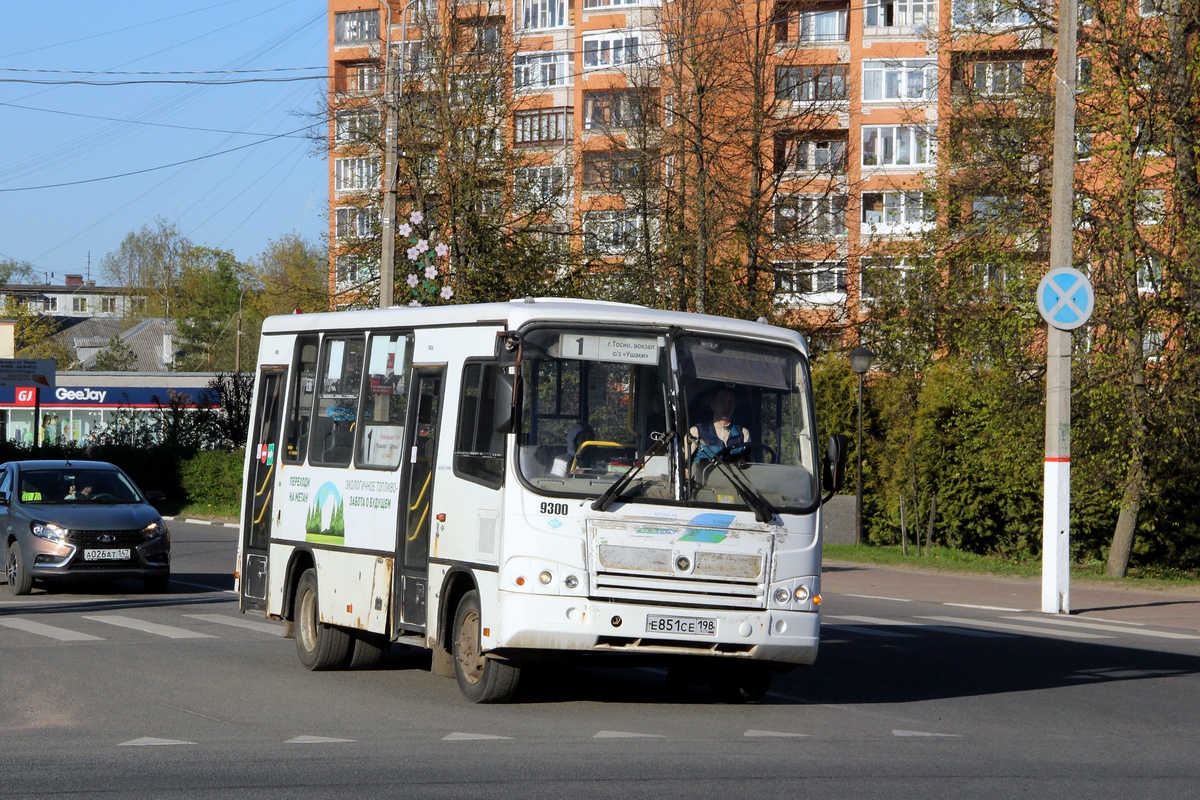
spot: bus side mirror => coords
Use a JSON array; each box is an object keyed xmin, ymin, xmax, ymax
[
  {"xmin": 823, "ymin": 434, "xmax": 850, "ymax": 495},
  {"xmin": 494, "ymin": 372, "xmax": 522, "ymax": 433}
]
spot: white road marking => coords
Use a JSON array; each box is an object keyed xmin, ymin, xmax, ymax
[
  {"xmin": 893, "ymin": 730, "xmax": 960, "ymax": 738},
  {"xmin": 170, "ymin": 579, "xmax": 237, "ymax": 595},
  {"xmin": 1001, "ymin": 615, "xmax": 1200, "ymax": 640},
  {"xmin": 594, "ymin": 731, "xmax": 665, "ymax": 738},
  {"xmin": 744, "ymin": 730, "xmax": 809, "ymax": 738},
  {"xmin": 0, "ymin": 617, "xmax": 104, "ymax": 642},
  {"xmin": 945, "ymin": 603, "xmax": 1025, "ymax": 612},
  {"xmin": 183, "ymin": 613, "xmax": 283, "ymax": 636},
  {"xmin": 918, "ymin": 616, "xmax": 1111, "ymax": 639},
  {"xmin": 82, "ymin": 615, "xmax": 215, "ymax": 639},
  {"xmin": 822, "ymin": 624, "xmax": 918, "ymax": 639},
  {"xmin": 443, "ymin": 732, "xmax": 513, "ymax": 740},
  {"xmin": 845, "ymin": 594, "xmax": 912, "ymax": 602},
  {"xmin": 826, "ymin": 614, "xmax": 1011, "ymax": 638},
  {"xmin": 119, "ymin": 737, "xmax": 195, "ymax": 746},
  {"xmin": 286, "ymin": 736, "xmax": 355, "ymax": 744}
]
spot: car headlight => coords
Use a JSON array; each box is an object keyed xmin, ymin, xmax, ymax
[
  {"xmin": 142, "ymin": 519, "xmax": 167, "ymax": 540},
  {"xmin": 32, "ymin": 522, "xmax": 69, "ymax": 542}
]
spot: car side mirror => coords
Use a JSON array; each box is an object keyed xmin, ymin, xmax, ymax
[
  {"xmin": 822, "ymin": 433, "xmax": 850, "ymax": 498},
  {"xmin": 145, "ymin": 490, "xmax": 166, "ymax": 504}
]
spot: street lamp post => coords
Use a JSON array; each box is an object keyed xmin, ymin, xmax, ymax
[{"xmin": 849, "ymin": 346, "xmax": 876, "ymax": 546}]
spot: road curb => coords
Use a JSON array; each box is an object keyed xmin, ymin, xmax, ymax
[{"xmin": 163, "ymin": 516, "xmax": 239, "ymax": 529}]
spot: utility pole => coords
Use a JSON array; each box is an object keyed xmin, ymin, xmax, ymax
[
  {"xmin": 379, "ymin": 1, "xmax": 397, "ymax": 309},
  {"xmin": 1043, "ymin": 0, "xmax": 1079, "ymax": 615}
]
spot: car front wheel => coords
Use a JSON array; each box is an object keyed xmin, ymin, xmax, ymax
[{"xmin": 6, "ymin": 542, "xmax": 33, "ymax": 596}]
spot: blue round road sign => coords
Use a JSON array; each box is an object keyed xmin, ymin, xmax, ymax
[{"xmin": 1037, "ymin": 267, "xmax": 1094, "ymax": 331}]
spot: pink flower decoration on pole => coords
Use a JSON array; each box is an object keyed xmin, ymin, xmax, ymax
[
  {"xmin": 407, "ymin": 246, "xmax": 420, "ymax": 261},
  {"xmin": 416, "ymin": 239, "xmax": 429, "ymax": 254},
  {"xmin": 409, "ymin": 210, "xmax": 424, "ymax": 225},
  {"xmin": 424, "ymin": 265, "xmax": 438, "ymax": 280},
  {"xmin": 435, "ymin": 242, "xmax": 450, "ymax": 258},
  {"xmin": 398, "ymin": 223, "xmax": 412, "ymax": 237},
  {"xmin": 440, "ymin": 286, "xmax": 455, "ymax": 300},
  {"xmin": 406, "ymin": 273, "xmax": 419, "ymax": 288}
]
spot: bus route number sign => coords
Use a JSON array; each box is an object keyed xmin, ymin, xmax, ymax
[{"xmin": 560, "ymin": 334, "xmax": 660, "ymax": 364}]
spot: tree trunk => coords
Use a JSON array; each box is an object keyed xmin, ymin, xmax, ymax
[{"xmin": 1106, "ymin": 458, "xmax": 1144, "ymax": 577}]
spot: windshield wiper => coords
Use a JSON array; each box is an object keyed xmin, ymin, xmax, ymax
[
  {"xmin": 700, "ymin": 444, "xmax": 777, "ymax": 524},
  {"xmin": 591, "ymin": 430, "xmax": 674, "ymax": 512}
]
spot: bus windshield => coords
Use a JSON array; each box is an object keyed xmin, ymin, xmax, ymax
[{"xmin": 517, "ymin": 328, "xmax": 819, "ymax": 513}]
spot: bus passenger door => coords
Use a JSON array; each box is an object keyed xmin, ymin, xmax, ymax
[
  {"xmin": 241, "ymin": 368, "xmax": 285, "ymax": 611},
  {"xmin": 394, "ymin": 367, "xmax": 443, "ymax": 633}
]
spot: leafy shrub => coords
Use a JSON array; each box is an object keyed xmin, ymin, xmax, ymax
[{"xmin": 179, "ymin": 448, "xmax": 245, "ymax": 511}]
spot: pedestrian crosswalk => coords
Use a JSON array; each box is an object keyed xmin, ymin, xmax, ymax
[
  {"xmin": 0, "ymin": 609, "xmax": 283, "ymax": 643},
  {"xmin": 823, "ymin": 611, "xmax": 1200, "ymax": 642}
]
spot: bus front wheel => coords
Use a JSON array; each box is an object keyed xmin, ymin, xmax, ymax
[
  {"xmin": 452, "ymin": 590, "xmax": 521, "ymax": 703},
  {"xmin": 294, "ymin": 568, "xmax": 352, "ymax": 670},
  {"xmin": 708, "ymin": 662, "xmax": 773, "ymax": 703}
]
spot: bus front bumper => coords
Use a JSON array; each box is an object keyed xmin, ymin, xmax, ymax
[{"xmin": 492, "ymin": 593, "xmax": 820, "ymax": 665}]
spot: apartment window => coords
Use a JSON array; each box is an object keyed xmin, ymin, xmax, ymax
[
  {"xmin": 520, "ymin": 0, "xmax": 566, "ymax": 29},
  {"xmin": 335, "ymin": 255, "xmax": 375, "ymax": 286},
  {"xmin": 514, "ymin": 108, "xmax": 571, "ymax": 144},
  {"xmin": 514, "ymin": 52, "xmax": 572, "ymax": 90},
  {"xmin": 774, "ymin": 261, "xmax": 848, "ymax": 296},
  {"xmin": 864, "ymin": 0, "xmax": 935, "ymax": 27},
  {"xmin": 972, "ymin": 61, "xmax": 1023, "ymax": 95},
  {"xmin": 585, "ymin": 0, "xmax": 655, "ymax": 6},
  {"xmin": 971, "ymin": 195, "xmax": 1009, "ymax": 223},
  {"xmin": 583, "ymin": 209, "xmax": 646, "ymax": 254},
  {"xmin": 335, "ymin": 206, "xmax": 380, "ymax": 240},
  {"xmin": 335, "ymin": 109, "xmax": 380, "ymax": 143},
  {"xmin": 800, "ymin": 6, "xmax": 849, "ymax": 41},
  {"xmin": 583, "ymin": 32, "xmax": 648, "ymax": 69},
  {"xmin": 777, "ymin": 136, "xmax": 847, "ymax": 174},
  {"xmin": 774, "ymin": 194, "xmax": 848, "ymax": 239},
  {"xmin": 776, "ymin": 65, "xmax": 848, "ymax": 102},
  {"xmin": 453, "ymin": 127, "xmax": 501, "ymax": 159},
  {"xmin": 452, "ymin": 74, "xmax": 501, "ymax": 105},
  {"xmin": 341, "ymin": 63, "xmax": 380, "ymax": 94},
  {"xmin": 860, "ymin": 256, "xmax": 918, "ymax": 300},
  {"xmin": 1137, "ymin": 256, "xmax": 1161, "ymax": 293},
  {"xmin": 1142, "ymin": 330, "xmax": 1164, "ymax": 360},
  {"xmin": 469, "ymin": 21, "xmax": 502, "ymax": 52},
  {"xmin": 953, "ymin": 0, "xmax": 1031, "ymax": 28},
  {"xmin": 1077, "ymin": 57, "xmax": 1092, "ymax": 91},
  {"xmin": 43, "ymin": 297, "xmax": 58, "ymax": 312},
  {"xmin": 1140, "ymin": 0, "xmax": 1163, "ymax": 16},
  {"xmin": 515, "ymin": 166, "xmax": 569, "ymax": 204},
  {"xmin": 584, "ymin": 90, "xmax": 649, "ymax": 129},
  {"xmin": 1075, "ymin": 126, "xmax": 1094, "ymax": 159},
  {"xmin": 583, "ymin": 151, "xmax": 648, "ymax": 189},
  {"xmin": 101, "ymin": 297, "xmax": 117, "ymax": 314},
  {"xmin": 862, "ymin": 60, "xmax": 937, "ymax": 102},
  {"xmin": 335, "ymin": 10, "xmax": 379, "ymax": 45},
  {"xmin": 335, "ymin": 157, "xmax": 380, "ymax": 192},
  {"xmin": 1079, "ymin": 0, "xmax": 1095, "ymax": 22},
  {"xmin": 862, "ymin": 191, "xmax": 932, "ymax": 234},
  {"xmin": 1137, "ymin": 189, "xmax": 1166, "ymax": 225},
  {"xmin": 862, "ymin": 125, "xmax": 935, "ymax": 166},
  {"xmin": 1136, "ymin": 121, "xmax": 1167, "ymax": 158},
  {"xmin": 972, "ymin": 263, "xmax": 1018, "ymax": 294},
  {"xmin": 73, "ymin": 297, "xmax": 88, "ymax": 313}
]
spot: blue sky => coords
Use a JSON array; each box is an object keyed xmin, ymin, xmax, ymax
[{"xmin": 0, "ymin": 0, "xmax": 328, "ymax": 282}]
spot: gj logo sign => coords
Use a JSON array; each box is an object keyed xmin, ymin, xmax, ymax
[{"xmin": 14, "ymin": 388, "xmax": 36, "ymax": 406}]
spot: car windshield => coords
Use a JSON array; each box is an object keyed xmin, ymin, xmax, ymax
[
  {"xmin": 18, "ymin": 468, "xmax": 143, "ymax": 504},
  {"xmin": 516, "ymin": 328, "xmax": 820, "ymax": 513}
]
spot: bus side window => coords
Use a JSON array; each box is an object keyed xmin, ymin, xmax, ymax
[
  {"xmin": 283, "ymin": 337, "xmax": 319, "ymax": 464},
  {"xmin": 453, "ymin": 361, "xmax": 505, "ymax": 489},
  {"xmin": 357, "ymin": 331, "xmax": 413, "ymax": 470},
  {"xmin": 310, "ymin": 336, "xmax": 365, "ymax": 467}
]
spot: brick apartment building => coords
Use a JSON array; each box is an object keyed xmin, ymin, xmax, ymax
[{"xmin": 325, "ymin": 0, "xmax": 1178, "ymax": 341}]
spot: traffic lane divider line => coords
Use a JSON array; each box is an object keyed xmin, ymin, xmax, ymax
[{"xmin": 918, "ymin": 616, "xmax": 1111, "ymax": 640}]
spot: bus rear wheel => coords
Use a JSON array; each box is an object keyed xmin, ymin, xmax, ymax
[
  {"xmin": 294, "ymin": 568, "xmax": 352, "ymax": 670},
  {"xmin": 452, "ymin": 590, "xmax": 520, "ymax": 703}
]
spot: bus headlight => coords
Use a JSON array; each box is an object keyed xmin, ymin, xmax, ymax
[
  {"xmin": 773, "ymin": 587, "xmax": 792, "ymax": 604},
  {"xmin": 538, "ymin": 571, "xmax": 553, "ymax": 585},
  {"xmin": 793, "ymin": 585, "xmax": 810, "ymax": 603}
]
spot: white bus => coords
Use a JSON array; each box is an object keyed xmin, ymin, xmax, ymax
[{"xmin": 236, "ymin": 299, "xmax": 847, "ymax": 702}]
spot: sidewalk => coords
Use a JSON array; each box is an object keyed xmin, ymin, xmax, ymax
[{"xmin": 822, "ymin": 559, "xmax": 1200, "ymax": 635}]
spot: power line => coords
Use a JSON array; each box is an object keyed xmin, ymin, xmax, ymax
[
  {"xmin": 0, "ymin": 100, "xmax": 311, "ymax": 138},
  {"xmin": 0, "ymin": 124, "xmax": 321, "ymax": 193},
  {"xmin": 0, "ymin": 75, "xmax": 328, "ymax": 86},
  {"xmin": 0, "ymin": 66, "xmax": 325, "ymax": 75}
]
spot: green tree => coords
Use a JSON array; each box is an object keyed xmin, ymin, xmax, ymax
[
  {"xmin": 93, "ymin": 334, "xmax": 137, "ymax": 371},
  {"xmin": 2, "ymin": 298, "xmax": 73, "ymax": 367},
  {"xmin": 172, "ymin": 246, "xmax": 243, "ymax": 372},
  {"xmin": 0, "ymin": 258, "xmax": 36, "ymax": 285},
  {"xmin": 99, "ymin": 218, "xmax": 190, "ymax": 317}
]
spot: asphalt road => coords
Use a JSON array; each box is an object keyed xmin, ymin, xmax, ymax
[{"xmin": 1, "ymin": 520, "xmax": 1197, "ymax": 799}]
